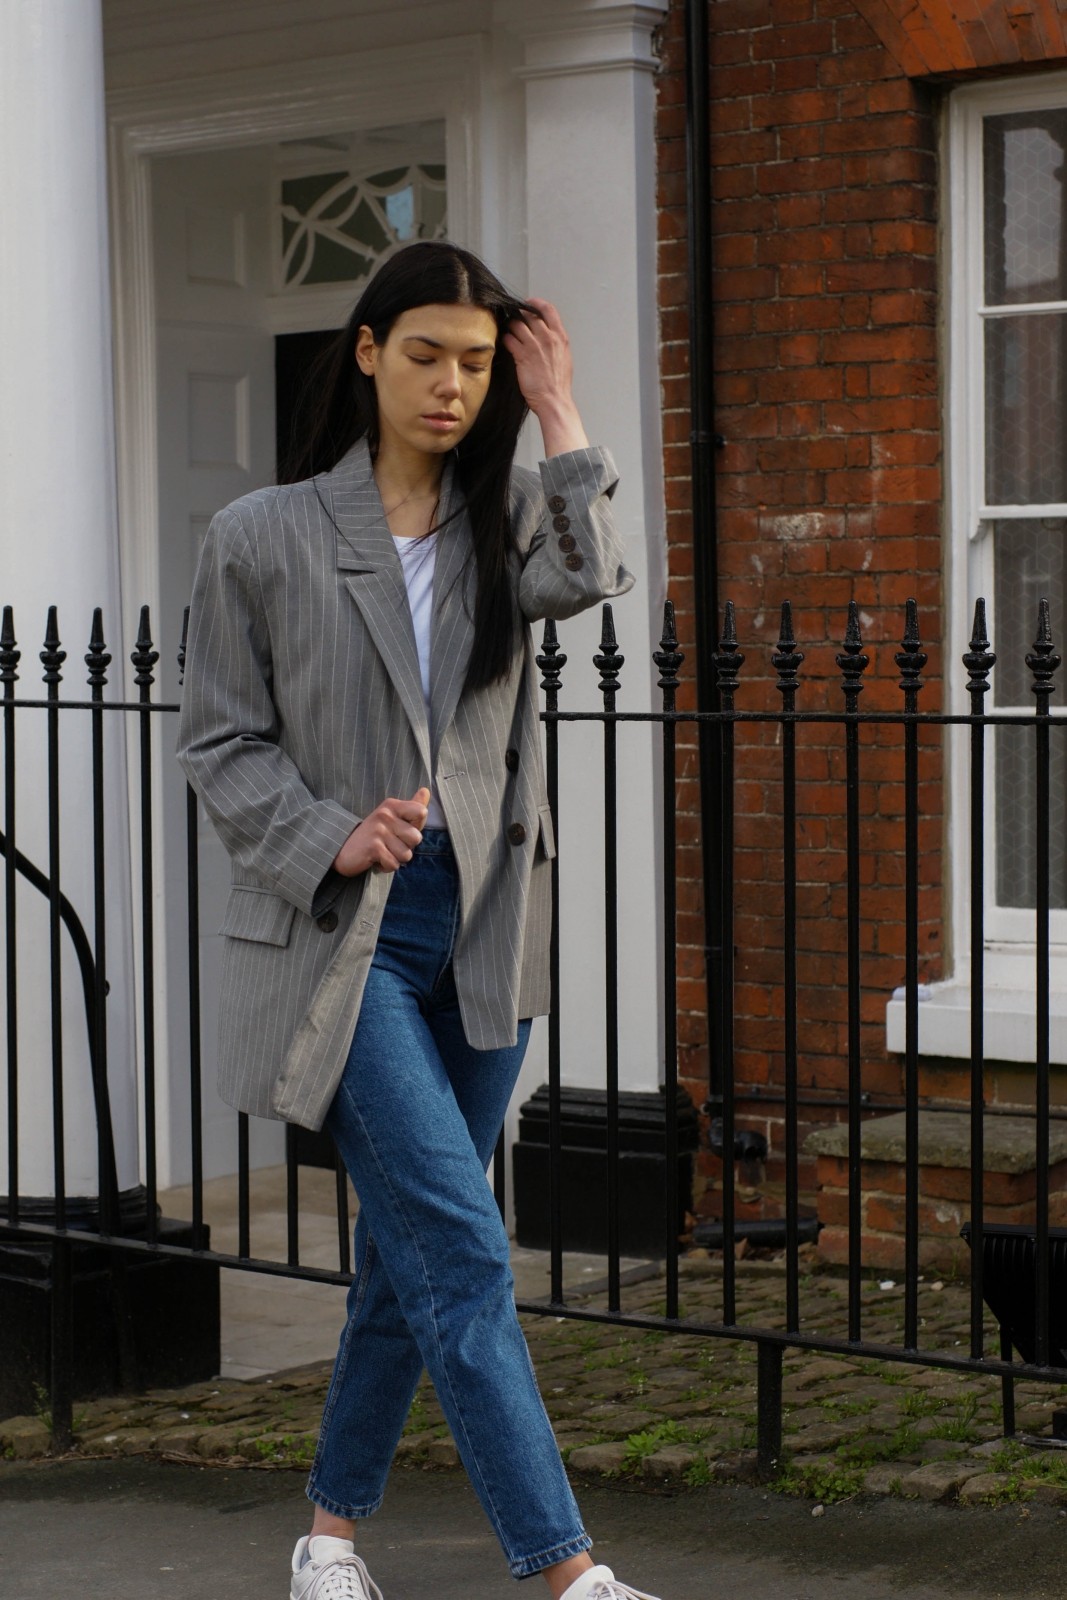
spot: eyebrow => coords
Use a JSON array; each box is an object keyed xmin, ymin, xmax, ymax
[{"xmin": 401, "ymin": 335, "xmax": 496, "ymax": 354}]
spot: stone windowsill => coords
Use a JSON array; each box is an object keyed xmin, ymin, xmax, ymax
[
  {"xmin": 885, "ymin": 982, "xmax": 1067, "ymax": 1067},
  {"xmin": 803, "ymin": 1109, "xmax": 1067, "ymax": 1171}
]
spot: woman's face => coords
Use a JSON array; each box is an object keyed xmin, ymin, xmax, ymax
[{"xmin": 356, "ymin": 302, "xmax": 499, "ymax": 459}]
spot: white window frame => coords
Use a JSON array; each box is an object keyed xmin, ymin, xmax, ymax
[{"xmin": 887, "ymin": 74, "xmax": 1067, "ymax": 1063}]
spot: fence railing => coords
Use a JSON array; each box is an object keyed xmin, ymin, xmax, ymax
[{"xmin": 1, "ymin": 593, "xmax": 1065, "ymax": 1468}]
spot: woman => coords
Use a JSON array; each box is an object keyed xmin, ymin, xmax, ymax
[{"xmin": 178, "ymin": 241, "xmax": 655, "ymax": 1600}]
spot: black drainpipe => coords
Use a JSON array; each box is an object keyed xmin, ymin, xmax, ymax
[{"xmin": 683, "ymin": 0, "xmax": 724, "ymax": 1097}]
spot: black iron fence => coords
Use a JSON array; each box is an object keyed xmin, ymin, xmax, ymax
[{"xmin": 1, "ymin": 593, "xmax": 1065, "ymax": 1468}]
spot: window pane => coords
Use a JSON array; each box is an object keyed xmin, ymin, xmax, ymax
[
  {"xmin": 995, "ymin": 727, "xmax": 1067, "ymax": 907},
  {"xmin": 992, "ymin": 518, "xmax": 1067, "ymax": 704},
  {"xmin": 984, "ymin": 110, "xmax": 1067, "ymax": 306},
  {"xmin": 985, "ymin": 314, "xmax": 1067, "ymax": 503},
  {"xmin": 992, "ymin": 518, "xmax": 1067, "ymax": 909}
]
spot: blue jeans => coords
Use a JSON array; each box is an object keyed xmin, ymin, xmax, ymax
[{"xmin": 306, "ymin": 832, "xmax": 591, "ymax": 1579}]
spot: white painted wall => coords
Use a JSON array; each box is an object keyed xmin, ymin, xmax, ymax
[{"xmin": 0, "ymin": 0, "xmax": 139, "ymax": 1201}]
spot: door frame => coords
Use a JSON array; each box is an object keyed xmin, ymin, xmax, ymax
[{"xmin": 106, "ymin": 38, "xmax": 489, "ymax": 1184}]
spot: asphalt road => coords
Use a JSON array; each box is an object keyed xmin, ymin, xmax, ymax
[{"xmin": 0, "ymin": 1459, "xmax": 1064, "ymax": 1599}]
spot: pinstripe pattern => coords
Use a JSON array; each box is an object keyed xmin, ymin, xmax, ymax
[{"xmin": 177, "ymin": 439, "xmax": 631, "ymax": 1130}]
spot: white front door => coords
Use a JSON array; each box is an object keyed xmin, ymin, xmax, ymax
[{"xmin": 152, "ymin": 147, "xmax": 282, "ymax": 1186}]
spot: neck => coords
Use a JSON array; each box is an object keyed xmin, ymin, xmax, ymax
[{"xmin": 372, "ymin": 433, "xmax": 445, "ymax": 506}]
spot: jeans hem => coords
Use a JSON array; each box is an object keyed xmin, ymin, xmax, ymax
[
  {"xmin": 306, "ymin": 1480, "xmax": 385, "ymax": 1520},
  {"xmin": 508, "ymin": 1531, "xmax": 593, "ymax": 1579}
]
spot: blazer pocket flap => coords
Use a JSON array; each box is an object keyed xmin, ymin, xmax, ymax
[
  {"xmin": 537, "ymin": 805, "xmax": 557, "ymax": 860},
  {"xmin": 220, "ymin": 886, "xmax": 297, "ymax": 947}
]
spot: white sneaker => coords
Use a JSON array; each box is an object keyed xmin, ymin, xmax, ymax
[
  {"xmin": 559, "ymin": 1564, "xmax": 661, "ymax": 1600},
  {"xmin": 290, "ymin": 1535, "xmax": 384, "ymax": 1600}
]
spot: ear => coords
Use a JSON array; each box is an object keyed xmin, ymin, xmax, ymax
[{"xmin": 354, "ymin": 325, "xmax": 377, "ymax": 377}]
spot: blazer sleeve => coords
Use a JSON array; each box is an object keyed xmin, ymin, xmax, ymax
[
  {"xmin": 176, "ymin": 508, "xmax": 361, "ymax": 917},
  {"xmin": 516, "ymin": 446, "xmax": 635, "ymax": 623}
]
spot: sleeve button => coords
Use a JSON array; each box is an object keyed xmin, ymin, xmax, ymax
[
  {"xmin": 552, "ymin": 514, "xmax": 571, "ymax": 532},
  {"xmin": 564, "ymin": 552, "xmax": 584, "ymax": 572},
  {"xmin": 316, "ymin": 910, "xmax": 339, "ymax": 932},
  {"xmin": 507, "ymin": 822, "xmax": 527, "ymax": 846},
  {"xmin": 558, "ymin": 533, "xmax": 577, "ymax": 553},
  {"xmin": 505, "ymin": 748, "xmax": 519, "ymax": 772},
  {"xmin": 547, "ymin": 495, "xmax": 566, "ymax": 514}
]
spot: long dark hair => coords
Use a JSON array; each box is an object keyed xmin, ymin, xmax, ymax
[{"xmin": 279, "ymin": 241, "xmax": 534, "ymax": 693}]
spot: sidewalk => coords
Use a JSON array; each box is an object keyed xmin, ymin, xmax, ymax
[
  {"xmin": 3, "ymin": 1167, "xmax": 1067, "ymax": 1509},
  {"xmin": 4, "ymin": 1457, "xmax": 1067, "ymax": 1599}
]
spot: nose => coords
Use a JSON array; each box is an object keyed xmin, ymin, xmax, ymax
[{"xmin": 436, "ymin": 363, "xmax": 462, "ymax": 400}]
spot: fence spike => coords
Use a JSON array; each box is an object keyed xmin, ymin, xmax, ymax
[
  {"xmin": 714, "ymin": 600, "xmax": 745, "ymax": 704},
  {"xmin": 537, "ymin": 617, "xmax": 567, "ymax": 697},
  {"xmin": 1025, "ymin": 597, "xmax": 1062, "ymax": 707},
  {"xmin": 131, "ymin": 604, "xmax": 159, "ymax": 689},
  {"xmin": 963, "ymin": 597, "xmax": 996, "ymax": 708},
  {"xmin": 772, "ymin": 600, "xmax": 804, "ymax": 701},
  {"xmin": 85, "ymin": 607, "xmax": 111, "ymax": 689},
  {"xmin": 40, "ymin": 606, "xmax": 66, "ymax": 685},
  {"xmin": 0, "ymin": 607, "xmax": 19, "ymax": 683},
  {"xmin": 178, "ymin": 607, "xmax": 190, "ymax": 687},
  {"xmin": 653, "ymin": 600, "xmax": 684, "ymax": 703},
  {"xmin": 895, "ymin": 598, "xmax": 927, "ymax": 703},
  {"xmin": 593, "ymin": 603, "xmax": 624, "ymax": 699},
  {"xmin": 836, "ymin": 599, "xmax": 869, "ymax": 706}
]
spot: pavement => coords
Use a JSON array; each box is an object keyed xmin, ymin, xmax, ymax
[
  {"xmin": 4, "ymin": 1166, "xmax": 1067, "ymax": 1596},
  {"xmin": 2, "ymin": 1456, "xmax": 1066, "ymax": 1598}
]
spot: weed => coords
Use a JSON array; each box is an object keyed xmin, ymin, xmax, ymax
[
  {"xmin": 929, "ymin": 1394, "xmax": 981, "ymax": 1444},
  {"xmin": 818, "ymin": 1395, "xmax": 876, "ymax": 1420},
  {"xmin": 775, "ymin": 1461, "xmax": 864, "ymax": 1503},
  {"xmin": 684, "ymin": 1457, "xmax": 713, "ymax": 1488}
]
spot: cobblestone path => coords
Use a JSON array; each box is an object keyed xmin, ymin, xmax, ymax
[{"xmin": 5, "ymin": 1255, "xmax": 1067, "ymax": 1509}]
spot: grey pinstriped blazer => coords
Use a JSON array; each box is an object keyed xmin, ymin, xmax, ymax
[{"xmin": 177, "ymin": 438, "xmax": 632, "ymax": 1130}]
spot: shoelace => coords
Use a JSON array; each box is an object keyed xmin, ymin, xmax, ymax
[
  {"xmin": 585, "ymin": 1582, "xmax": 659, "ymax": 1600},
  {"xmin": 305, "ymin": 1551, "xmax": 384, "ymax": 1600}
]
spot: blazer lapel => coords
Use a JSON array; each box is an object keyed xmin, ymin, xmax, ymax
[
  {"xmin": 326, "ymin": 440, "xmax": 431, "ymax": 774},
  {"xmin": 429, "ymin": 454, "xmax": 474, "ymax": 761}
]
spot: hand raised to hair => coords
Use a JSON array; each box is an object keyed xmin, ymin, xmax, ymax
[
  {"xmin": 332, "ymin": 788, "xmax": 431, "ymax": 876},
  {"xmin": 504, "ymin": 299, "xmax": 589, "ymax": 458}
]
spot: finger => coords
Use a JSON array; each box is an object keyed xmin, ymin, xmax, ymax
[{"xmin": 525, "ymin": 298, "xmax": 563, "ymax": 332}]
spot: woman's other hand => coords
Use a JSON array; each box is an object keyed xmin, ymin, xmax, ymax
[
  {"xmin": 504, "ymin": 299, "xmax": 590, "ymax": 458},
  {"xmin": 332, "ymin": 788, "xmax": 431, "ymax": 875}
]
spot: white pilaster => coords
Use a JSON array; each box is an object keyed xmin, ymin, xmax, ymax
[
  {"xmin": 0, "ymin": 0, "xmax": 139, "ymax": 1200},
  {"xmin": 501, "ymin": 0, "xmax": 670, "ymax": 1094}
]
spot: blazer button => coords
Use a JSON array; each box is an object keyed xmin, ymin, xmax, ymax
[
  {"xmin": 505, "ymin": 748, "xmax": 519, "ymax": 773},
  {"xmin": 317, "ymin": 910, "xmax": 339, "ymax": 933},
  {"xmin": 564, "ymin": 552, "xmax": 585, "ymax": 572},
  {"xmin": 507, "ymin": 822, "xmax": 527, "ymax": 846},
  {"xmin": 552, "ymin": 514, "xmax": 571, "ymax": 533},
  {"xmin": 547, "ymin": 495, "xmax": 566, "ymax": 514},
  {"xmin": 558, "ymin": 533, "xmax": 577, "ymax": 553}
]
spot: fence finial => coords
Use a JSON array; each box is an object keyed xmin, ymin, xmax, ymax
[
  {"xmin": 85, "ymin": 608, "xmax": 111, "ymax": 689},
  {"xmin": 0, "ymin": 607, "xmax": 19, "ymax": 685},
  {"xmin": 131, "ymin": 605, "xmax": 159, "ymax": 689},
  {"xmin": 537, "ymin": 617, "xmax": 567, "ymax": 700},
  {"xmin": 963, "ymin": 597, "xmax": 995, "ymax": 709},
  {"xmin": 895, "ymin": 598, "xmax": 927, "ymax": 705},
  {"xmin": 1026, "ymin": 597, "xmax": 1062, "ymax": 710},
  {"xmin": 715, "ymin": 600, "xmax": 744, "ymax": 705},
  {"xmin": 836, "ymin": 600, "xmax": 869, "ymax": 706},
  {"xmin": 40, "ymin": 606, "xmax": 66, "ymax": 685},
  {"xmin": 772, "ymin": 600, "xmax": 803, "ymax": 704},
  {"xmin": 593, "ymin": 603, "xmax": 624, "ymax": 701},
  {"xmin": 653, "ymin": 600, "xmax": 684, "ymax": 709}
]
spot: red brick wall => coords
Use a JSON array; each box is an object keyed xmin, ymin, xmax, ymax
[{"xmin": 656, "ymin": 0, "xmax": 947, "ymax": 1219}]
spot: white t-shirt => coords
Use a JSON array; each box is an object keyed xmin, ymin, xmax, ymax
[{"xmin": 393, "ymin": 532, "xmax": 447, "ymax": 830}]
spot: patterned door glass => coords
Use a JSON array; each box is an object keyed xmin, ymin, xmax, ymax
[
  {"xmin": 992, "ymin": 519, "xmax": 1067, "ymax": 909},
  {"xmin": 984, "ymin": 111, "xmax": 1067, "ymax": 306},
  {"xmin": 280, "ymin": 164, "xmax": 446, "ymax": 289},
  {"xmin": 985, "ymin": 314, "xmax": 1067, "ymax": 503}
]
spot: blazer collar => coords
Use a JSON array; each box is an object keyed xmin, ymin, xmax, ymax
[{"xmin": 324, "ymin": 438, "xmax": 473, "ymax": 768}]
